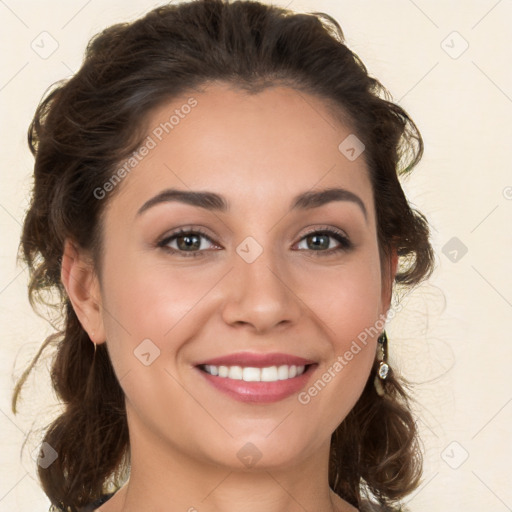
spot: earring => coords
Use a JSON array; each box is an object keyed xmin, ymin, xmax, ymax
[{"xmin": 374, "ymin": 330, "xmax": 390, "ymax": 397}]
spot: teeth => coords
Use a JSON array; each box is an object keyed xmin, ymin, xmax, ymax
[
  {"xmin": 228, "ymin": 366, "xmax": 243, "ymax": 380},
  {"xmin": 243, "ymin": 367, "xmax": 261, "ymax": 381},
  {"xmin": 202, "ymin": 364, "xmax": 306, "ymax": 382},
  {"xmin": 261, "ymin": 366, "xmax": 277, "ymax": 381},
  {"xmin": 208, "ymin": 365, "xmax": 219, "ymax": 376}
]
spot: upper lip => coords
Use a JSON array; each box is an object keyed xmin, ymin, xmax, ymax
[{"xmin": 196, "ymin": 352, "xmax": 316, "ymax": 368}]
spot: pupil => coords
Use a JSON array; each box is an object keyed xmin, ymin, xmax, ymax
[
  {"xmin": 309, "ymin": 234, "xmax": 328, "ymax": 250},
  {"xmin": 179, "ymin": 234, "xmax": 200, "ymax": 250}
]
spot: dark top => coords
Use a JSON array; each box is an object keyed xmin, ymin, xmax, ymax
[
  {"xmin": 80, "ymin": 492, "xmax": 116, "ymax": 511},
  {"xmin": 49, "ymin": 493, "xmax": 117, "ymax": 512},
  {"xmin": 72, "ymin": 493, "xmax": 400, "ymax": 512}
]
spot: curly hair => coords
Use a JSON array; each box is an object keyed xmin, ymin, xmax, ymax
[{"xmin": 12, "ymin": 1, "xmax": 435, "ymax": 510}]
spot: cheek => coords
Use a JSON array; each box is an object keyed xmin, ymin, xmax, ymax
[
  {"xmin": 296, "ymin": 251, "xmax": 383, "ymax": 336},
  {"xmin": 98, "ymin": 249, "xmax": 226, "ymax": 382},
  {"xmin": 98, "ymin": 260, "xmax": 211, "ymax": 423},
  {"xmin": 294, "ymin": 254, "xmax": 382, "ymax": 415},
  {"xmin": 101, "ymin": 261, "xmax": 206, "ymax": 343}
]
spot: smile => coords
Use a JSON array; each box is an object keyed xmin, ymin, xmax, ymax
[
  {"xmin": 196, "ymin": 363, "xmax": 317, "ymax": 403},
  {"xmin": 200, "ymin": 364, "xmax": 307, "ymax": 382}
]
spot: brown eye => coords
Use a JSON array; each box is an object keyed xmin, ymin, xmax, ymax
[
  {"xmin": 174, "ymin": 233, "xmax": 202, "ymax": 251},
  {"xmin": 296, "ymin": 229, "xmax": 352, "ymax": 255},
  {"xmin": 158, "ymin": 228, "xmax": 218, "ymax": 257}
]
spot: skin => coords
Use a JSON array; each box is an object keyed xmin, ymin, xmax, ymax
[{"xmin": 61, "ymin": 83, "xmax": 398, "ymax": 512}]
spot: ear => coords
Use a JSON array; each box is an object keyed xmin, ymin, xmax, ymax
[
  {"xmin": 380, "ymin": 247, "xmax": 399, "ymax": 316},
  {"xmin": 60, "ymin": 238, "xmax": 106, "ymax": 345}
]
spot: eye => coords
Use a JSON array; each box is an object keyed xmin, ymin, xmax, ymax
[
  {"xmin": 157, "ymin": 228, "xmax": 219, "ymax": 258},
  {"xmin": 157, "ymin": 226, "xmax": 353, "ymax": 258},
  {"xmin": 295, "ymin": 227, "xmax": 352, "ymax": 255}
]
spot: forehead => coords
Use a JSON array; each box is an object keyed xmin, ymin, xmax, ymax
[{"xmin": 108, "ymin": 83, "xmax": 374, "ymax": 220}]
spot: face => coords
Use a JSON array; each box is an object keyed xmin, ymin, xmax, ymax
[{"xmin": 71, "ymin": 83, "xmax": 395, "ymax": 472}]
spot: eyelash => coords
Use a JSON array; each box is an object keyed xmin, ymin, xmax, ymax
[{"xmin": 157, "ymin": 226, "xmax": 353, "ymax": 258}]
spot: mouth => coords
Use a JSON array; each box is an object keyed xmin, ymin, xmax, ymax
[{"xmin": 194, "ymin": 355, "xmax": 318, "ymax": 403}]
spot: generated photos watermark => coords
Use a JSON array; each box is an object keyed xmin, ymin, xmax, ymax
[
  {"xmin": 93, "ymin": 97, "xmax": 198, "ymax": 200},
  {"xmin": 297, "ymin": 303, "xmax": 403, "ymax": 405}
]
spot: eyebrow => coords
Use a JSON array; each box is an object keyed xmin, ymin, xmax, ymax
[{"xmin": 136, "ymin": 187, "xmax": 368, "ymax": 221}]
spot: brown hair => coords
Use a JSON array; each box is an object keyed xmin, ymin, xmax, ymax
[{"xmin": 12, "ymin": 1, "xmax": 435, "ymax": 510}]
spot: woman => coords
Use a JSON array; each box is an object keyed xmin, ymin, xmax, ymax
[{"xmin": 12, "ymin": 1, "xmax": 435, "ymax": 511}]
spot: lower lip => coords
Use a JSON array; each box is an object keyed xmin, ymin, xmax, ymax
[{"xmin": 196, "ymin": 365, "xmax": 317, "ymax": 403}]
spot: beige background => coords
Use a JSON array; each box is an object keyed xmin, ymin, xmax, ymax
[{"xmin": 1, "ymin": 1, "xmax": 511, "ymax": 511}]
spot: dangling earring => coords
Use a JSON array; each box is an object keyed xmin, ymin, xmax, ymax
[
  {"xmin": 91, "ymin": 331, "xmax": 97, "ymax": 359},
  {"xmin": 374, "ymin": 330, "xmax": 390, "ymax": 397}
]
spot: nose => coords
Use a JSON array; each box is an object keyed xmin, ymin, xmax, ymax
[{"xmin": 220, "ymin": 243, "xmax": 302, "ymax": 334}]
